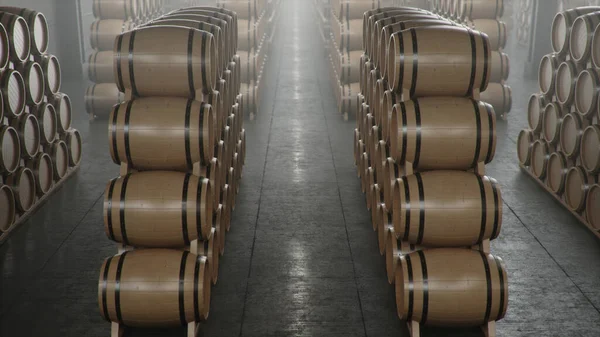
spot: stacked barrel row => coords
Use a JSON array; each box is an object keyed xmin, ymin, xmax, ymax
[
  {"xmin": 217, "ymin": 0, "xmax": 281, "ymax": 119},
  {"xmin": 519, "ymin": 6, "xmax": 600, "ymax": 235},
  {"xmin": 97, "ymin": 7, "xmax": 246, "ymax": 335},
  {"xmin": 431, "ymin": 0, "xmax": 512, "ymax": 118},
  {"xmin": 355, "ymin": 8, "xmax": 508, "ymax": 336},
  {"xmin": 85, "ymin": 0, "xmax": 173, "ymax": 119},
  {"xmin": 327, "ymin": 0, "xmax": 394, "ymax": 120},
  {"xmin": 0, "ymin": 8, "xmax": 81, "ymax": 239}
]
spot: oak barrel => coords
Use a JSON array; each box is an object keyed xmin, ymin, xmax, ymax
[
  {"xmin": 0, "ymin": 7, "xmax": 48, "ymax": 55},
  {"xmin": 592, "ymin": 24, "xmax": 600, "ymax": 68},
  {"xmin": 581, "ymin": 125, "xmax": 600, "ymax": 173},
  {"xmin": 1, "ymin": 69, "xmax": 26, "ymax": 118},
  {"xmin": 0, "ymin": 12, "xmax": 30, "ymax": 62},
  {"xmin": 11, "ymin": 112, "xmax": 39, "ymax": 159},
  {"xmin": 36, "ymin": 54, "xmax": 61, "ymax": 95},
  {"xmin": 560, "ymin": 113, "xmax": 584, "ymax": 158},
  {"xmin": 0, "ymin": 23, "xmax": 9, "ymax": 70},
  {"xmin": 92, "ymin": 0, "xmax": 138, "ymax": 20},
  {"xmin": 458, "ymin": 0, "xmax": 504, "ymax": 20},
  {"xmin": 574, "ymin": 68, "xmax": 600, "ymax": 118},
  {"xmin": 98, "ymin": 250, "xmax": 212, "ymax": 326},
  {"xmin": 565, "ymin": 166, "xmax": 590, "ymax": 212},
  {"xmin": 169, "ymin": 9, "xmax": 236, "ymax": 56},
  {"xmin": 387, "ymin": 26, "xmax": 491, "ymax": 97},
  {"xmin": 0, "ymin": 125, "xmax": 20, "ymax": 174},
  {"xmin": 389, "ymin": 97, "xmax": 496, "ymax": 171},
  {"xmin": 114, "ymin": 26, "xmax": 217, "ymax": 99},
  {"xmin": 365, "ymin": 8, "xmax": 429, "ymax": 54},
  {"xmin": 586, "ymin": 184, "xmax": 600, "ymax": 229},
  {"xmin": 490, "ymin": 51, "xmax": 509, "ymax": 82},
  {"xmin": 50, "ymin": 140, "xmax": 68, "ymax": 180},
  {"xmin": 569, "ymin": 12, "xmax": 600, "ymax": 63},
  {"xmin": 65, "ymin": 129, "xmax": 82, "ymax": 167},
  {"xmin": 480, "ymin": 83, "xmax": 511, "ymax": 116},
  {"xmin": 108, "ymin": 97, "xmax": 214, "ymax": 169},
  {"xmin": 542, "ymin": 102, "xmax": 562, "ymax": 144},
  {"xmin": 395, "ymin": 248, "xmax": 508, "ymax": 326},
  {"xmin": 88, "ymin": 51, "xmax": 115, "ymax": 83},
  {"xmin": 555, "ymin": 60, "xmax": 579, "ymax": 107},
  {"xmin": 5, "ymin": 167, "xmax": 36, "ymax": 212},
  {"xmin": 91, "ymin": 19, "xmax": 134, "ymax": 51},
  {"xmin": 531, "ymin": 140, "xmax": 549, "ymax": 179},
  {"xmin": 538, "ymin": 53, "xmax": 559, "ymax": 97},
  {"xmin": 49, "ymin": 93, "xmax": 72, "ymax": 134},
  {"xmin": 103, "ymin": 171, "xmax": 214, "ymax": 247},
  {"xmin": 385, "ymin": 227, "xmax": 420, "ymax": 284},
  {"xmin": 85, "ymin": 83, "xmax": 124, "ymax": 118},
  {"xmin": 517, "ymin": 129, "xmax": 534, "ymax": 166},
  {"xmin": 547, "ymin": 152, "xmax": 568, "ymax": 195},
  {"xmin": 472, "ymin": 19, "xmax": 506, "ymax": 50},
  {"xmin": 16, "ymin": 61, "xmax": 44, "ymax": 105},
  {"xmin": 27, "ymin": 152, "xmax": 53, "ymax": 196},
  {"xmin": 527, "ymin": 93, "xmax": 545, "ymax": 132},
  {"xmin": 0, "ymin": 184, "xmax": 16, "ymax": 231},
  {"xmin": 392, "ymin": 171, "xmax": 502, "ymax": 246}
]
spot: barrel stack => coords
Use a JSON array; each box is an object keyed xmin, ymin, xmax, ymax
[
  {"xmin": 431, "ymin": 0, "xmax": 512, "ymax": 119},
  {"xmin": 0, "ymin": 8, "xmax": 82, "ymax": 241},
  {"xmin": 327, "ymin": 0, "xmax": 395, "ymax": 120},
  {"xmin": 518, "ymin": 6, "xmax": 600, "ymax": 237},
  {"xmin": 97, "ymin": 7, "xmax": 246, "ymax": 336},
  {"xmin": 216, "ymin": 0, "xmax": 281, "ymax": 120},
  {"xmin": 356, "ymin": 8, "xmax": 509, "ymax": 336},
  {"xmin": 86, "ymin": 0, "xmax": 173, "ymax": 119}
]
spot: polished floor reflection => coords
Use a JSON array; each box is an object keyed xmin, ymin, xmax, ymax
[{"xmin": 1, "ymin": 0, "xmax": 600, "ymax": 336}]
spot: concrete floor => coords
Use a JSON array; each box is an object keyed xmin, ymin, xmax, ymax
[{"xmin": 1, "ymin": 1, "xmax": 600, "ymax": 336}]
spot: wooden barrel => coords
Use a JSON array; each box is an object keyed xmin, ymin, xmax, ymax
[
  {"xmin": 1, "ymin": 69, "xmax": 26, "ymax": 118},
  {"xmin": 527, "ymin": 93, "xmax": 545, "ymax": 132},
  {"xmin": 569, "ymin": 12, "xmax": 600, "ymax": 63},
  {"xmin": 555, "ymin": 60, "xmax": 579, "ymax": 107},
  {"xmin": 36, "ymin": 54, "xmax": 61, "ymax": 95},
  {"xmin": 27, "ymin": 152, "xmax": 53, "ymax": 196},
  {"xmin": 159, "ymin": 13, "xmax": 231, "ymax": 62},
  {"xmin": 480, "ymin": 83, "xmax": 511, "ymax": 116},
  {"xmin": 531, "ymin": 140, "xmax": 549, "ymax": 179},
  {"xmin": 560, "ymin": 113, "xmax": 584, "ymax": 158},
  {"xmin": 5, "ymin": 167, "xmax": 35, "ymax": 212},
  {"xmin": 93, "ymin": 0, "xmax": 138, "ymax": 20},
  {"xmin": 517, "ymin": 129, "xmax": 534, "ymax": 166},
  {"xmin": 383, "ymin": 159, "xmax": 404, "ymax": 210},
  {"xmin": 390, "ymin": 97, "xmax": 495, "ymax": 171},
  {"xmin": 592, "ymin": 24, "xmax": 600, "ymax": 68},
  {"xmin": 331, "ymin": 18, "xmax": 363, "ymax": 53},
  {"xmin": 88, "ymin": 51, "xmax": 115, "ymax": 83},
  {"xmin": 387, "ymin": 26, "xmax": 490, "ymax": 97},
  {"xmin": 16, "ymin": 61, "xmax": 44, "ymax": 105},
  {"xmin": 214, "ymin": 204, "xmax": 225, "ymax": 255},
  {"xmin": 392, "ymin": 171, "xmax": 502, "ymax": 246},
  {"xmin": 0, "ymin": 12, "xmax": 31, "ymax": 62},
  {"xmin": 98, "ymin": 250, "xmax": 211, "ymax": 326},
  {"xmin": 379, "ymin": 19, "xmax": 452, "ymax": 78},
  {"xmin": 472, "ymin": 19, "xmax": 506, "ymax": 51},
  {"xmin": 334, "ymin": 0, "xmax": 386, "ymax": 22},
  {"xmin": 85, "ymin": 83, "xmax": 124, "ymax": 118},
  {"xmin": 182, "ymin": 7, "xmax": 237, "ymax": 42},
  {"xmin": 552, "ymin": 7, "xmax": 600, "ymax": 56},
  {"xmin": 565, "ymin": 166, "xmax": 590, "ymax": 212},
  {"xmin": 574, "ymin": 68, "xmax": 600, "ymax": 118},
  {"xmin": 11, "ymin": 113, "xmax": 39, "ymax": 159},
  {"xmin": 0, "ymin": 184, "xmax": 16, "ymax": 231},
  {"xmin": 49, "ymin": 93, "xmax": 72, "ymax": 134},
  {"xmin": 586, "ymin": 184, "xmax": 600, "ymax": 229},
  {"xmin": 0, "ymin": 7, "xmax": 49, "ymax": 55},
  {"xmin": 538, "ymin": 53, "xmax": 559, "ymax": 97},
  {"xmin": 90, "ymin": 19, "xmax": 134, "ymax": 51},
  {"xmin": 334, "ymin": 50, "xmax": 362, "ymax": 84},
  {"xmin": 216, "ymin": 0, "xmax": 261, "ymax": 20},
  {"xmin": 205, "ymin": 227, "xmax": 219, "ymax": 284},
  {"xmin": 542, "ymin": 102, "xmax": 563, "ymax": 144},
  {"xmin": 146, "ymin": 19, "xmax": 225, "ymax": 77},
  {"xmin": 490, "ymin": 51, "xmax": 509, "ymax": 82},
  {"xmin": 378, "ymin": 205, "xmax": 392, "ymax": 254},
  {"xmin": 581, "ymin": 125, "xmax": 600, "ymax": 173},
  {"xmin": 104, "ymin": 171, "xmax": 213, "ymax": 247},
  {"xmin": 395, "ymin": 248, "xmax": 508, "ymax": 326},
  {"xmin": 459, "ymin": 0, "xmax": 504, "ymax": 20},
  {"xmin": 109, "ymin": 97, "xmax": 214, "ymax": 170},
  {"xmin": 547, "ymin": 152, "xmax": 568, "ymax": 194},
  {"xmin": 385, "ymin": 227, "xmax": 421, "ymax": 284},
  {"xmin": 50, "ymin": 140, "xmax": 68, "ymax": 180},
  {"xmin": 0, "ymin": 23, "xmax": 9, "ymax": 70},
  {"xmin": 114, "ymin": 26, "xmax": 217, "ymax": 99},
  {"xmin": 381, "ymin": 90, "xmax": 401, "ymax": 143},
  {"xmin": 238, "ymin": 19, "xmax": 265, "ymax": 52},
  {"xmin": 0, "ymin": 125, "xmax": 20, "ymax": 174},
  {"xmin": 65, "ymin": 129, "xmax": 82, "ymax": 167}
]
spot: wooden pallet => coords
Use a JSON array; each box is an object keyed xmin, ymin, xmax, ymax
[
  {"xmin": 520, "ymin": 163, "xmax": 600, "ymax": 240},
  {"xmin": 0, "ymin": 164, "xmax": 81, "ymax": 245}
]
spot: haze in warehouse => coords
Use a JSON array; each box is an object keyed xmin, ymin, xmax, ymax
[{"xmin": 0, "ymin": 1, "xmax": 599, "ymax": 337}]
